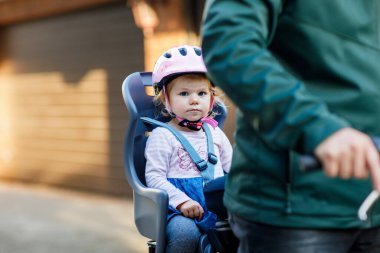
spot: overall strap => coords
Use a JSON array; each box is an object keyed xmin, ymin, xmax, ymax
[
  {"xmin": 141, "ymin": 117, "xmax": 217, "ymax": 184},
  {"xmin": 201, "ymin": 123, "xmax": 217, "ymax": 184}
]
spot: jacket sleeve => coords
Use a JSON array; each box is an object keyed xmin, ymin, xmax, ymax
[{"xmin": 201, "ymin": 0, "xmax": 349, "ymax": 153}]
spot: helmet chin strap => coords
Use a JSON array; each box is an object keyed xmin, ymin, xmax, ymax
[
  {"xmin": 163, "ymin": 87, "xmax": 218, "ymax": 131},
  {"xmin": 176, "ymin": 115, "xmax": 218, "ymax": 131}
]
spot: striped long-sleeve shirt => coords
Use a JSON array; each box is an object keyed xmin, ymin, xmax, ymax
[{"xmin": 145, "ymin": 125, "xmax": 233, "ymax": 210}]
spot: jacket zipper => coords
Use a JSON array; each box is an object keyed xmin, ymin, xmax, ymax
[{"xmin": 284, "ymin": 151, "xmax": 294, "ymax": 214}]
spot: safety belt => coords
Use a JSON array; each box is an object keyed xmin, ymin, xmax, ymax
[{"xmin": 140, "ymin": 117, "xmax": 217, "ymax": 185}]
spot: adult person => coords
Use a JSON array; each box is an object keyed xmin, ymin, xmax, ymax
[{"xmin": 201, "ymin": 1, "xmax": 380, "ymax": 252}]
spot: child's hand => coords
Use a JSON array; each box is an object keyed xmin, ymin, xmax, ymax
[{"xmin": 177, "ymin": 200, "xmax": 204, "ymax": 220}]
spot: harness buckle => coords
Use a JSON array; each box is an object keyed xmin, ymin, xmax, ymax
[
  {"xmin": 208, "ymin": 153, "xmax": 218, "ymax": 165},
  {"xmin": 196, "ymin": 160, "xmax": 208, "ymax": 171}
]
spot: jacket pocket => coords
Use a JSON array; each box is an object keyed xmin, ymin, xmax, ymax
[{"xmin": 287, "ymin": 151, "xmax": 371, "ymax": 218}]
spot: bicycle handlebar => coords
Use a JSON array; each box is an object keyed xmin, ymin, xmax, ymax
[{"xmin": 300, "ymin": 136, "xmax": 380, "ymax": 171}]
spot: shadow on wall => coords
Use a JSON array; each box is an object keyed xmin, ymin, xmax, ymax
[{"xmin": 0, "ymin": 3, "xmax": 144, "ymax": 196}]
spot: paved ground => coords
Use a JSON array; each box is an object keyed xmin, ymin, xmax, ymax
[{"xmin": 0, "ymin": 182, "xmax": 148, "ymax": 253}]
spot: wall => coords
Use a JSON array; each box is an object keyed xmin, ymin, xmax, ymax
[{"xmin": 0, "ymin": 3, "xmax": 144, "ymax": 196}]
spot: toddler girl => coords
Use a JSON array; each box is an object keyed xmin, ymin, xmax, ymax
[{"xmin": 145, "ymin": 45, "xmax": 232, "ymax": 253}]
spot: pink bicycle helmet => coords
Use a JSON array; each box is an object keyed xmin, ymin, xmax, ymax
[{"xmin": 152, "ymin": 45, "xmax": 207, "ymax": 93}]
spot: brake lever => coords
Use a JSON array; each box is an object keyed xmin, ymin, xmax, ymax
[{"xmin": 358, "ymin": 190, "xmax": 380, "ymax": 221}]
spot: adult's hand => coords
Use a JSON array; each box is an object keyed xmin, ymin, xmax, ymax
[{"xmin": 315, "ymin": 128, "xmax": 380, "ymax": 191}]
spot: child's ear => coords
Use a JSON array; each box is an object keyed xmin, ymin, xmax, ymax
[
  {"xmin": 160, "ymin": 94, "xmax": 166, "ymax": 104},
  {"xmin": 162, "ymin": 88, "xmax": 173, "ymax": 113},
  {"xmin": 157, "ymin": 90, "xmax": 167, "ymax": 104}
]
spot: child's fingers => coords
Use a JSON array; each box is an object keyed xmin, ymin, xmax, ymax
[
  {"xmin": 180, "ymin": 201, "xmax": 206, "ymax": 220},
  {"xmin": 191, "ymin": 205, "xmax": 203, "ymax": 219},
  {"xmin": 198, "ymin": 206, "xmax": 204, "ymax": 220},
  {"xmin": 193, "ymin": 208, "xmax": 200, "ymax": 217},
  {"xmin": 187, "ymin": 209, "xmax": 195, "ymax": 218},
  {"xmin": 182, "ymin": 209, "xmax": 189, "ymax": 218}
]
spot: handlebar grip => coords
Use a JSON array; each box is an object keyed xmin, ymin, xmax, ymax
[
  {"xmin": 299, "ymin": 155, "xmax": 322, "ymax": 172},
  {"xmin": 373, "ymin": 136, "xmax": 380, "ymax": 151},
  {"xmin": 300, "ymin": 136, "xmax": 380, "ymax": 172}
]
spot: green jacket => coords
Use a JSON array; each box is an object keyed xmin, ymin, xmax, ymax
[{"xmin": 202, "ymin": 0, "xmax": 380, "ymax": 228}]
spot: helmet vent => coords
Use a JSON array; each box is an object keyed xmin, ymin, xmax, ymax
[
  {"xmin": 164, "ymin": 52, "xmax": 172, "ymax": 58},
  {"xmin": 194, "ymin": 48, "xmax": 202, "ymax": 56},
  {"xmin": 178, "ymin": 47, "xmax": 187, "ymax": 56}
]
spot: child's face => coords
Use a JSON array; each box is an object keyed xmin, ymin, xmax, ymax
[{"xmin": 167, "ymin": 76, "xmax": 212, "ymax": 122}]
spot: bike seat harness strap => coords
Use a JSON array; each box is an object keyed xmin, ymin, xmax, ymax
[{"xmin": 140, "ymin": 117, "xmax": 217, "ymax": 185}]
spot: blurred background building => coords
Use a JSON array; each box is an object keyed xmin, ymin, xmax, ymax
[{"xmin": 0, "ymin": 0, "xmax": 235, "ymax": 197}]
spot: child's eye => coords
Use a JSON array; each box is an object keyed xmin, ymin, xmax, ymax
[
  {"xmin": 179, "ymin": 91, "xmax": 189, "ymax": 96},
  {"xmin": 198, "ymin": 91, "xmax": 208, "ymax": 96}
]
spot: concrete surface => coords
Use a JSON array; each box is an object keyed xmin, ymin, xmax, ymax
[{"xmin": 0, "ymin": 182, "xmax": 148, "ymax": 253}]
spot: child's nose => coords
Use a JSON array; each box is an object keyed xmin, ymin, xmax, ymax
[{"xmin": 189, "ymin": 94, "xmax": 199, "ymax": 104}]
